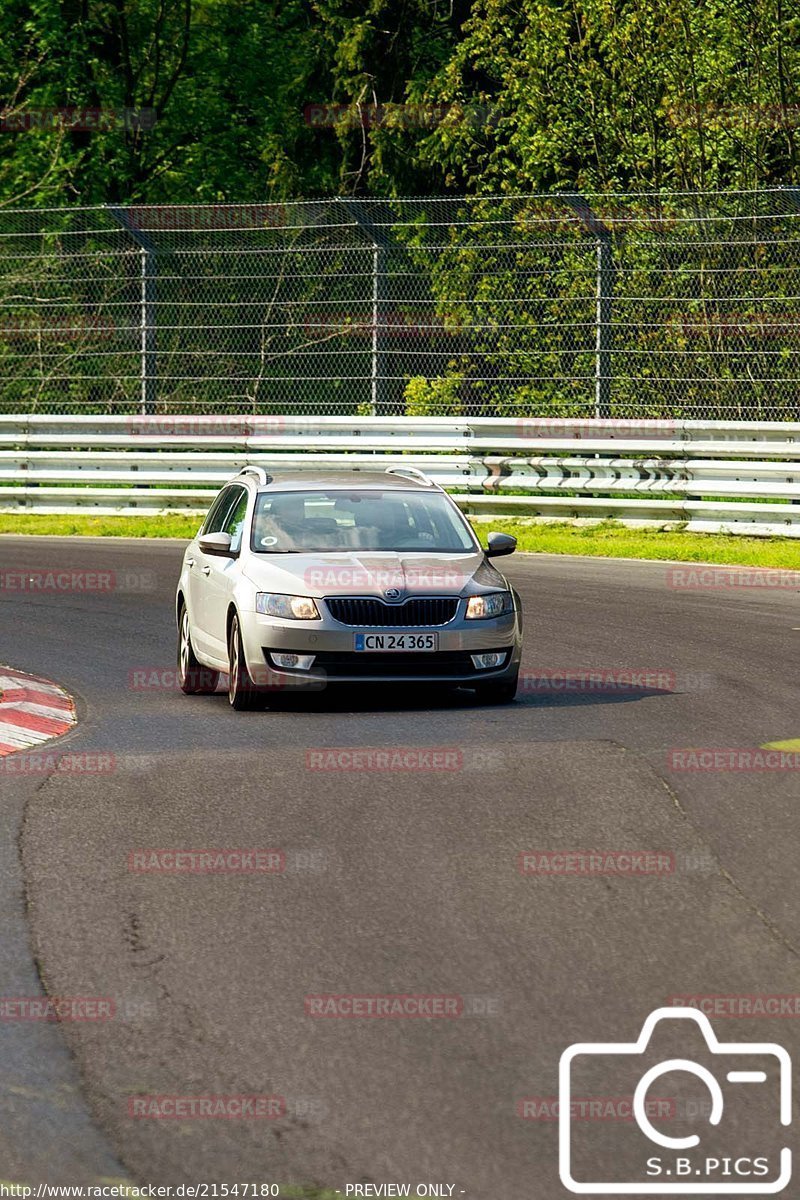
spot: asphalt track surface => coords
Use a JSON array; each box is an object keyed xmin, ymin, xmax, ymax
[{"xmin": 1, "ymin": 535, "xmax": 800, "ymax": 1195}]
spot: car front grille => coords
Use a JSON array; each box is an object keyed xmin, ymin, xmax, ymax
[{"xmin": 325, "ymin": 596, "xmax": 459, "ymax": 627}]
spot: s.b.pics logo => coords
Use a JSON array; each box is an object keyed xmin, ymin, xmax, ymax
[{"xmin": 559, "ymin": 1007, "xmax": 791, "ymax": 1193}]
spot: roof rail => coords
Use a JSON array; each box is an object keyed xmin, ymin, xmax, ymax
[
  {"xmin": 236, "ymin": 465, "xmax": 273, "ymax": 485},
  {"xmin": 384, "ymin": 466, "xmax": 439, "ymax": 488}
]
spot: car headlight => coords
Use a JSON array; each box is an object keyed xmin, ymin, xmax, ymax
[
  {"xmin": 465, "ymin": 591, "xmax": 513, "ymax": 620},
  {"xmin": 255, "ymin": 592, "xmax": 320, "ymax": 620}
]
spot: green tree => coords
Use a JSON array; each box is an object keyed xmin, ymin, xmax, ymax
[{"xmin": 415, "ymin": 0, "xmax": 800, "ymax": 192}]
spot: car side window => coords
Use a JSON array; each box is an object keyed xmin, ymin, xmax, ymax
[
  {"xmin": 202, "ymin": 487, "xmax": 237, "ymax": 535},
  {"xmin": 222, "ymin": 487, "xmax": 249, "ymax": 552}
]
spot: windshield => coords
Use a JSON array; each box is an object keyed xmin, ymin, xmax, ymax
[{"xmin": 250, "ymin": 489, "xmax": 477, "ymax": 553}]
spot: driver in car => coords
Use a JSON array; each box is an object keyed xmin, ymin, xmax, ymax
[{"xmin": 253, "ymin": 494, "xmax": 307, "ymax": 550}]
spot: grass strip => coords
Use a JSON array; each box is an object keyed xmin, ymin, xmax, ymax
[{"xmin": 1, "ymin": 513, "xmax": 800, "ymax": 569}]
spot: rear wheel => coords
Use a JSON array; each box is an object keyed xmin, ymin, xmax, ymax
[
  {"xmin": 227, "ymin": 614, "xmax": 262, "ymax": 710},
  {"xmin": 474, "ymin": 672, "xmax": 519, "ymax": 705},
  {"xmin": 177, "ymin": 604, "xmax": 219, "ymax": 695}
]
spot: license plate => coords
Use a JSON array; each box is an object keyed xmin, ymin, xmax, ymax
[{"xmin": 354, "ymin": 633, "xmax": 438, "ymax": 652}]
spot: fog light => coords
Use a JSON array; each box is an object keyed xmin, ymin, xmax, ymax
[
  {"xmin": 270, "ymin": 652, "xmax": 316, "ymax": 671},
  {"xmin": 471, "ymin": 652, "xmax": 506, "ymax": 670}
]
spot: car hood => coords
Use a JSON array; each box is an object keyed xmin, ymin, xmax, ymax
[{"xmin": 242, "ymin": 550, "xmax": 507, "ymax": 598}]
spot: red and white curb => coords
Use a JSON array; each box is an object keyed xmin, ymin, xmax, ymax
[{"xmin": 0, "ymin": 666, "xmax": 76, "ymax": 756}]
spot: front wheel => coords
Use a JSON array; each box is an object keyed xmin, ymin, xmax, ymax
[
  {"xmin": 227, "ymin": 614, "xmax": 262, "ymax": 710},
  {"xmin": 177, "ymin": 604, "xmax": 219, "ymax": 695},
  {"xmin": 473, "ymin": 672, "xmax": 519, "ymax": 705}
]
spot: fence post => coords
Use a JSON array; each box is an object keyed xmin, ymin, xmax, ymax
[
  {"xmin": 563, "ymin": 196, "xmax": 614, "ymax": 419},
  {"xmin": 781, "ymin": 187, "xmax": 800, "ymax": 426},
  {"xmin": 595, "ymin": 233, "xmax": 614, "ymax": 420},
  {"xmin": 339, "ymin": 198, "xmax": 391, "ymax": 416},
  {"xmin": 108, "ymin": 206, "xmax": 157, "ymax": 415}
]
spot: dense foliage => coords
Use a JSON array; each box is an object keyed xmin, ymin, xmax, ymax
[
  {"xmin": 2, "ymin": 2, "xmax": 799, "ymax": 422},
  {"xmin": 1, "ymin": 0, "xmax": 799, "ymax": 205}
]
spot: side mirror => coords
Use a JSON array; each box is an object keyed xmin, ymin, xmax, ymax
[
  {"xmin": 198, "ymin": 531, "xmax": 234, "ymax": 557},
  {"xmin": 485, "ymin": 531, "xmax": 517, "ymax": 558}
]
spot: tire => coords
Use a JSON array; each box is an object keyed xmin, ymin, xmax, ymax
[
  {"xmin": 227, "ymin": 614, "xmax": 262, "ymax": 711},
  {"xmin": 474, "ymin": 672, "xmax": 519, "ymax": 705},
  {"xmin": 177, "ymin": 603, "xmax": 220, "ymax": 695}
]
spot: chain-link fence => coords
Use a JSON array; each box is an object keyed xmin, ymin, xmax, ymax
[{"xmin": 2, "ymin": 189, "xmax": 800, "ymax": 419}]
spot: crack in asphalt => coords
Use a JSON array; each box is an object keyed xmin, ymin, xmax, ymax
[
  {"xmin": 3, "ymin": 757, "xmax": 128, "ymax": 1181},
  {"xmin": 653, "ymin": 765, "xmax": 800, "ymax": 964}
]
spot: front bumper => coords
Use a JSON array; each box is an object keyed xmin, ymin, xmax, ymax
[
  {"xmin": 263, "ymin": 646, "xmax": 516, "ymax": 683},
  {"xmin": 238, "ymin": 602, "xmax": 522, "ymax": 687}
]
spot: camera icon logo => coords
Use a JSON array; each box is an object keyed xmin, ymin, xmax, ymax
[{"xmin": 559, "ymin": 1006, "xmax": 791, "ymax": 1194}]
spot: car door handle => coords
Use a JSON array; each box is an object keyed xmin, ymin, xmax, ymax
[
  {"xmin": 186, "ymin": 558, "xmax": 195, "ymax": 568},
  {"xmin": 201, "ymin": 565, "xmax": 211, "ymax": 576}
]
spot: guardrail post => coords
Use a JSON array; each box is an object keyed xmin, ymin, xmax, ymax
[
  {"xmin": 108, "ymin": 206, "xmax": 158, "ymax": 415},
  {"xmin": 563, "ymin": 196, "xmax": 614, "ymax": 419}
]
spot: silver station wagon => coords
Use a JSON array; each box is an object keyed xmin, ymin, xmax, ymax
[{"xmin": 176, "ymin": 467, "xmax": 523, "ymax": 710}]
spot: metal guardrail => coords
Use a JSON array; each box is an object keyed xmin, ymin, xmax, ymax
[{"xmin": 2, "ymin": 415, "xmax": 800, "ymax": 537}]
